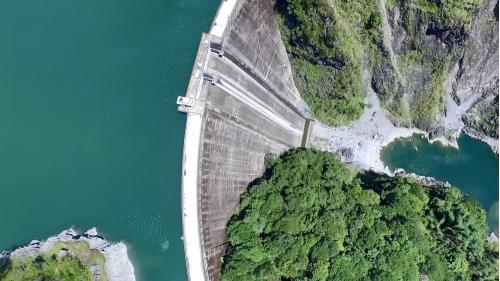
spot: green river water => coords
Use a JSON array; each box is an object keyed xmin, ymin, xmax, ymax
[
  {"xmin": 0, "ymin": 0, "xmax": 218, "ymax": 280},
  {"xmin": 1, "ymin": 0, "xmax": 498, "ymax": 280},
  {"xmin": 381, "ymin": 134, "xmax": 499, "ymax": 235}
]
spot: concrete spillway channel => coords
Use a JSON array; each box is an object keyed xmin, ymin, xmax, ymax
[{"xmin": 176, "ymin": 0, "xmax": 314, "ymax": 280}]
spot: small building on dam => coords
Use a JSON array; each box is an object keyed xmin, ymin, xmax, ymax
[{"xmin": 177, "ymin": 0, "xmax": 313, "ymax": 280}]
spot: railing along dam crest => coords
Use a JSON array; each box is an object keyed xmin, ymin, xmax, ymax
[{"xmin": 177, "ymin": 0, "xmax": 313, "ymax": 280}]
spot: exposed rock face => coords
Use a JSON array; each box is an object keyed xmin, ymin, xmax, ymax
[
  {"xmin": 463, "ymin": 82, "xmax": 499, "ymax": 152},
  {"xmin": 455, "ymin": 0, "xmax": 499, "ymax": 103},
  {"xmin": 0, "ymin": 228, "xmax": 136, "ymax": 281},
  {"xmin": 372, "ymin": 0, "xmax": 498, "ymax": 150},
  {"xmin": 488, "ymin": 232, "xmax": 499, "ymax": 244},
  {"xmin": 394, "ymin": 168, "xmax": 451, "ymax": 188},
  {"xmin": 455, "ymin": 0, "xmax": 499, "ymax": 149}
]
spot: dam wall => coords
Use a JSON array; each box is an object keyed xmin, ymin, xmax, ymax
[
  {"xmin": 218, "ymin": 0, "xmax": 302, "ymax": 108},
  {"xmin": 177, "ymin": 0, "xmax": 313, "ymax": 280}
]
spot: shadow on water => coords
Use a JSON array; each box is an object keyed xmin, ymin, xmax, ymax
[{"xmin": 381, "ymin": 133, "xmax": 499, "ymax": 235}]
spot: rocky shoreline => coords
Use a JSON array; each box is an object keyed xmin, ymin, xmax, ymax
[
  {"xmin": 0, "ymin": 228, "xmax": 135, "ymax": 281},
  {"xmin": 311, "ymin": 86, "xmax": 497, "ymax": 175},
  {"xmin": 311, "ymin": 73, "xmax": 440, "ymax": 174},
  {"xmin": 464, "ymin": 126, "xmax": 499, "ymax": 154},
  {"xmin": 311, "ymin": 87, "xmax": 497, "ymax": 174},
  {"xmin": 393, "ymin": 168, "xmax": 451, "ymax": 188}
]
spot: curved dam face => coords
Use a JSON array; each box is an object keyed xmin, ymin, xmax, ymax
[{"xmin": 177, "ymin": 0, "xmax": 313, "ymax": 280}]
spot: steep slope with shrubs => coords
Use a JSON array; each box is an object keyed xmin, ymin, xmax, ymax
[
  {"xmin": 276, "ymin": 0, "xmax": 382, "ymax": 126},
  {"xmin": 380, "ymin": 0, "xmax": 498, "ymax": 137},
  {"xmin": 277, "ymin": 0, "xmax": 498, "ymax": 148}
]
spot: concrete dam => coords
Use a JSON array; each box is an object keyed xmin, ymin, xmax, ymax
[{"xmin": 177, "ymin": 0, "xmax": 313, "ymax": 280}]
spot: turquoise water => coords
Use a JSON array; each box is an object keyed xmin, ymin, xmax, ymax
[
  {"xmin": 0, "ymin": 0, "xmax": 218, "ymax": 280},
  {"xmin": 381, "ymin": 134, "xmax": 499, "ymax": 235}
]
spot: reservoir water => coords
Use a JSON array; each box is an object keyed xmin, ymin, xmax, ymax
[
  {"xmin": 381, "ymin": 134, "xmax": 499, "ymax": 235},
  {"xmin": 0, "ymin": 0, "xmax": 218, "ymax": 280}
]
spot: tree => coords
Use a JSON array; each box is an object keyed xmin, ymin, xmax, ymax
[{"xmin": 221, "ymin": 149, "xmax": 498, "ymax": 281}]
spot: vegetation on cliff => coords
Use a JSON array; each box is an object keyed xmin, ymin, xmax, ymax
[
  {"xmin": 221, "ymin": 149, "xmax": 498, "ymax": 281},
  {"xmin": 277, "ymin": 0, "xmax": 496, "ymax": 136},
  {"xmin": 276, "ymin": 0, "xmax": 382, "ymax": 126},
  {"xmin": 394, "ymin": 0, "xmax": 483, "ymax": 37},
  {"xmin": 464, "ymin": 91, "xmax": 499, "ymax": 138},
  {"xmin": 373, "ymin": 0, "xmax": 486, "ymax": 130}
]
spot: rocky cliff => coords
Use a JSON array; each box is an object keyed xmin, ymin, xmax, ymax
[
  {"xmin": 277, "ymin": 0, "xmax": 498, "ymax": 172},
  {"xmin": 374, "ymin": 0, "xmax": 498, "ymax": 149}
]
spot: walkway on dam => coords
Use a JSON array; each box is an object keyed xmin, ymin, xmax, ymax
[
  {"xmin": 178, "ymin": 0, "xmax": 313, "ymax": 280},
  {"xmin": 179, "ymin": 35, "xmax": 309, "ymax": 281}
]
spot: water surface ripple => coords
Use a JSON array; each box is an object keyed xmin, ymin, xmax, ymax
[{"xmin": 0, "ymin": 1, "xmax": 219, "ymax": 280}]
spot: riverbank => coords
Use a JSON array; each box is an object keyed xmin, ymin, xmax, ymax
[
  {"xmin": 0, "ymin": 228, "xmax": 135, "ymax": 281},
  {"xmin": 311, "ymin": 62, "xmax": 498, "ymax": 174},
  {"xmin": 464, "ymin": 126, "xmax": 499, "ymax": 154},
  {"xmin": 312, "ymin": 96, "xmax": 497, "ymax": 174},
  {"xmin": 381, "ymin": 132, "xmax": 499, "ymax": 237},
  {"xmin": 310, "ymin": 71, "xmax": 425, "ymax": 174},
  {"xmin": 310, "ymin": 0, "xmax": 498, "ymax": 172}
]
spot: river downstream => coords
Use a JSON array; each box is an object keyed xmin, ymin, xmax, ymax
[
  {"xmin": 381, "ymin": 134, "xmax": 499, "ymax": 235},
  {"xmin": 0, "ymin": 0, "xmax": 218, "ymax": 280}
]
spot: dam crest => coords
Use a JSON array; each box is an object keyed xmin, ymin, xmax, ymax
[{"xmin": 177, "ymin": 0, "xmax": 313, "ymax": 280}]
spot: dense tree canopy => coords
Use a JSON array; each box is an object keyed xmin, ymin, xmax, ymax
[
  {"xmin": 221, "ymin": 149, "xmax": 498, "ymax": 281},
  {"xmin": 0, "ymin": 255, "xmax": 91, "ymax": 281},
  {"xmin": 276, "ymin": 0, "xmax": 378, "ymax": 126}
]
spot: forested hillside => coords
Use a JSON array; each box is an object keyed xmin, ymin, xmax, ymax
[{"xmin": 221, "ymin": 149, "xmax": 498, "ymax": 281}]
